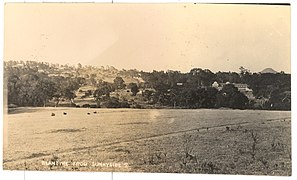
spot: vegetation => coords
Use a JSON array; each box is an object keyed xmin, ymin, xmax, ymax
[
  {"xmin": 216, "ymin": 84, "xmax": 249, "ymax": 109},
  {"xmin": 4, "ymin": 60, "xmax": 291, "ymax": 110},
  {"xmin": 3, "ymin": 108, "xmax": 291, "ymax": 175}
]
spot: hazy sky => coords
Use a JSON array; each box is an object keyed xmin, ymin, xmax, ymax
[{"xmin": 4, "ymin": 3, "xmax": 290, "ymax": 73}]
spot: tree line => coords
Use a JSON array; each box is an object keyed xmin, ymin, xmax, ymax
[{"xmin": 4, "ymin": 61, "xmax": 291, "ymax": 110}]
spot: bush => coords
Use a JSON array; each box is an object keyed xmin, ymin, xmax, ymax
[{"xmin": 82, "ymin": 104, "xmax": 91, "ymax": 108}]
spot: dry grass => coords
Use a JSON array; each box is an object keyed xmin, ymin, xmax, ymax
[{"xmin": 3, "ymin": 108, "xmax": 291, "ymax": 175}]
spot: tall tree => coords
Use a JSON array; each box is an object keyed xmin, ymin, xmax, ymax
[
  {"xmin": 216, "ymin": 84, "xmax": 248, "ymax": 109},
  {"xmin": 113, "ymin": 76, "xmax": 126, "ymax": 89},
  {"xmin": 94, "ymin": 81, "xmax": 115, "ymax": 101},
  {"xmin": 128, "ymin": 83, "xmax": 139, "ymax": 96}
]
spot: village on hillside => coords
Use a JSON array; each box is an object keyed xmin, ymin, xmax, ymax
[{"xmin": 4, "ymin": 60, "xmax": 291, "ymax": 110}]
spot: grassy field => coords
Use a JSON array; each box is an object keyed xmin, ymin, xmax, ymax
[{"xmin": 3, "ymin": 108, "xmax": 291, "ymax": 175}]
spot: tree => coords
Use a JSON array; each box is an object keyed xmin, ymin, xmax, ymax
[
  {"xmin": 142, "ymin": 89, "xmax": 154, "ymax": 101},
  {"xmin": 34, "ymin": 78, "xmax": 56, "ymax": 106},
  {"xmin": 6, "ymin": 73, "xmax": 21, "ymax": 105},
  {"xmin": 229, "ymin": 92, "xmax": 249, "ymax": 109},
  {"xmin": 200, "ymin": 87, "xmax": 218, "ymax": 108},
  {"xmin": 3, "ymin": 60, "xmax": 291, "ymax": 110},
  {"xmin": 215, "ymin": 71, "xmax": 241, "ymax": 83},
  {"xmin": 267, "ymin": 89, "xmax": 291, "ymax": 110},
  {"xmin": 239, "ymin": 66, "xmax": 250, "ymax": 76},
  {"xmin": 94, "ymin": 81, "xmax": 115, "ymax": 101},
  {"xmin": 128, "ymin": 83, "xmax": 139, "ymax": 96},
  {"xmin": 113, "ymin": 77, "xmax": 126, "ymax": 89},
  {"xmin": 17, "ymin": 73, "xmax": 39, "ymax": 106},
  {"xmin": 216, "ymin": 84, "xmax": 248, "ymax": 109},
  {"xmin": 239, "ymin": 66, "xmax": 252, "ymax": 84},
  {"xmin": 89, "ymin": 74, "xmax": 97, "ymax": 86},
  {"xmin": 51, "ymin": 77, "xmax": 81, "ymax": 106},
  {"xmin": 189, "ymin": 68, "xmax": 215, "ymax": 87}
]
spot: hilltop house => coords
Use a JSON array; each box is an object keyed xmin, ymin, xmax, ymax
[{"xmin": 212, "ymin": 81, "xmax": 254, "ymax": 100}]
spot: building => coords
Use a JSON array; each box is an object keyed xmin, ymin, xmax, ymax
[{"xmin": 212, "ymin": 81, "xmax": 255, "ymax": 100}]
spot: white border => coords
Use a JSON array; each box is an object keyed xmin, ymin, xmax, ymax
[{"xmin": 0, "ymin": 1, "xmax": 295, "ymax": 180}]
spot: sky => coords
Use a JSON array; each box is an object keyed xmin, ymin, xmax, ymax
[{"xmin": 4, "ymin": 3, "xmax": 290, "ymax": 73}]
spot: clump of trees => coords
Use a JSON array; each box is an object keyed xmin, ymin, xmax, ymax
[
  {"xmin": 137, "ymin": 69, "xmax": 290, "ymax": 110},
  {"xmin": 128, "ymin": 83, "xmax": 139, "ymax": 96},
  {"xmin": 216, "ymin": 84, "xmax": 248, "ymax": 109},
  {"xmin": 4, "ymin": 61, "xmax": 291, "ymax": 110},
  {"xmin": 4, "ymin": 61, "xmax": 86, "ymax": 107},
  {"xmin": 139, "ymin": 70, "xmax": 250, "ymax": 109}
]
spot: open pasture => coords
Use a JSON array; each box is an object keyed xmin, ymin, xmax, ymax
[{"xmin": 3, "ymin": 108, "xmax": 291, "ymax": 175}]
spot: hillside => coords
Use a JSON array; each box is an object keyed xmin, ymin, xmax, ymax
[{"xmin": 4, "ymin": 60, "xmax": 291, "ymax": 110}]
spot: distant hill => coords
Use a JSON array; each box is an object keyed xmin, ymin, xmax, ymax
[{"xmin": 260, "ymin": 68, "xmax": 278, "ymax": 74}]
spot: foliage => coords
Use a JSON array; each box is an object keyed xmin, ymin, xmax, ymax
[
  {"xmin": 93, "ymin": 81, "xmax": 115, "ymax": 100},
  {"xmin": 216, "ymin": 84, "xmax": 249, "ymax": 109},
  {"xmin": 113, "ymin": 76, "xmax": 126, "ymax": 89},
  {"xmin": 4, "ymin": 61, "xmax": 290, "ymax": 110},
  {"xmin": 128, "ymin": 83, "xmax": 139, "ymax": 96},
  {"xmin": 4, "ymin": 61, "xmax": 85, "ymax": 107}
]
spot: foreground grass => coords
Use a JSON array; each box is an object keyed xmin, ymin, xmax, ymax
[{"xmin": 4, "ymin": 117, "xmax": 291, "ymax": 176}]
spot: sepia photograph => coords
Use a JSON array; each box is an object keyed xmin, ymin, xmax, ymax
[{"xmin": 2, "ymin": 2, "xmax": 291, "ymax": 176}]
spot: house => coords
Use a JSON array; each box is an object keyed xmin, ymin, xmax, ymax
[{"xmin": 212, "ymin": 81, "xmax": 255, "ymax": 100}]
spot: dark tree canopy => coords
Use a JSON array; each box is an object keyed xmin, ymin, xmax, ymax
[
  {"xmin": 4, "ymin": 60, "xmax": 290, "ymax": 110},
  {"xmin": 216, "ymin": 84, "xmax": 249, "ymax": 109},
  {"xmin": 113, "ymin": 77, "xmax": 126, "ymax": 90},
  {"xmin": 128, "ymin": 83, "xmax": 139, "ymax": 96}
]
